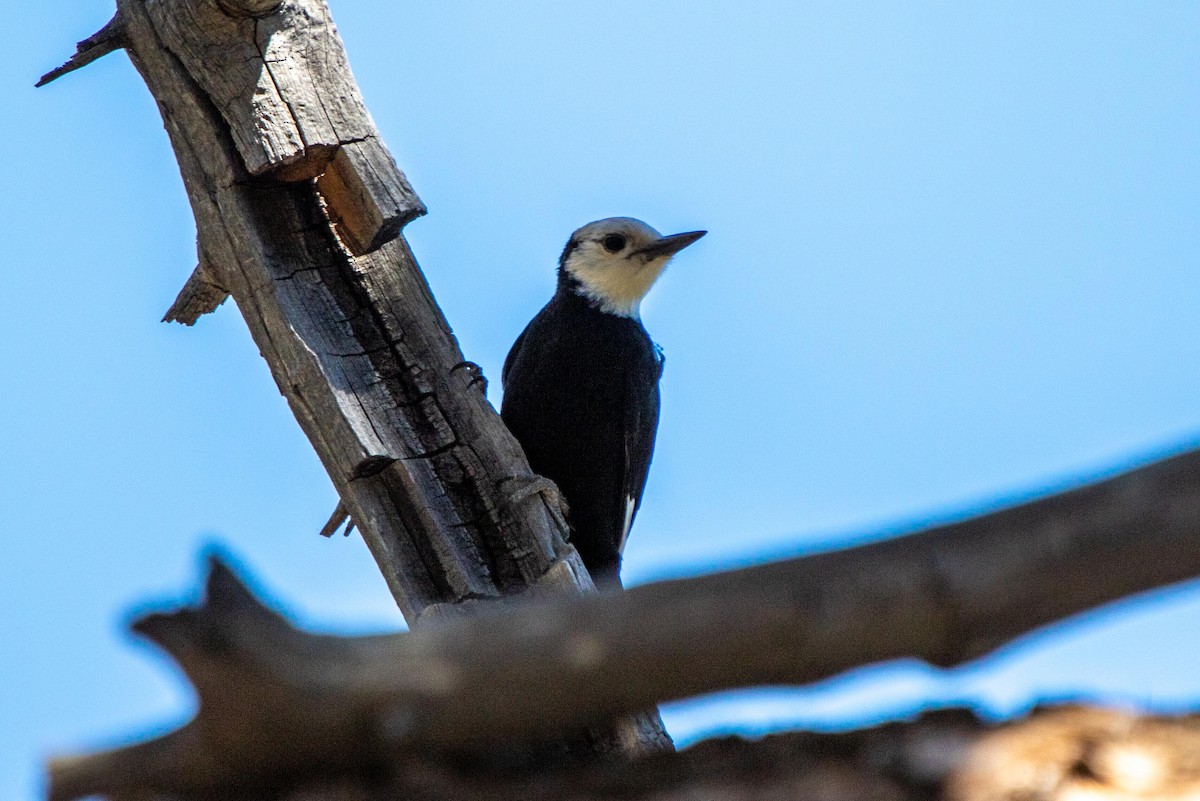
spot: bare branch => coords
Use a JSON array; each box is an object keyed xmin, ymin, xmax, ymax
[
  {"xmin": 36, "ymin": 14, "xmax": 126, "ymax": 87},
  {"xmin": 46, "ymin": 447, "xmax": 1200, "ymax": 801}
]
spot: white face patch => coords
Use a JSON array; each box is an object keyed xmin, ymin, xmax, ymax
[
  {"xmin": 565, "ymin": 245, "xmax": 670, "ymax": 319},
  {"xmin": 561, "ymin": 217, "xmax": 674, "ymax": 319}
]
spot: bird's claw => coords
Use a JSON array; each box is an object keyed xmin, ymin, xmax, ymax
[
  {"xmin": 498, "ymin": 475, "xmax": 571, "ymax": 533},
  {"xmin": 451, "ymin": 361, "xmax": 488, "ymax": 395}
]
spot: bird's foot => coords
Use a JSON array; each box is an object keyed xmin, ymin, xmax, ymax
[
  {"xmin": 451, "ymin": 361, "xmax": 488, "ymax": 395},
  {"xmin": 498, "ymin": 474, "xmax": 571, "ymax": 533}
]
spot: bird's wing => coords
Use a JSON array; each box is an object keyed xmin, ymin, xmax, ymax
[
  {"xmin": 501, "ymin": 321, "xmax": 531, "ymax": 388},
  {"xmin": 618, "ymin": 350, "xmax": 662, "ymax": 554}
]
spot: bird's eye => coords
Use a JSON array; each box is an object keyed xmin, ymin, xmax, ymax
[{"xmin": 601, "ymin": 233, "xmax": 627, "ymax": 253}]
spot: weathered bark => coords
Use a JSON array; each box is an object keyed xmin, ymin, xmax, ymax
[
  {"xmin": 39, "ymin": 0, "xmax": 669, "ymax": 753},
  {"xmin": 107, "ymin": 0, "xmax": 557, "ymax": 618},
  {"xmin": 49, "ymin": 704, "xmax": 1200, "ymax": 801},
  {"xmin": 46, "ymin": 446, "xmax": 1200, "ymax": 800}
]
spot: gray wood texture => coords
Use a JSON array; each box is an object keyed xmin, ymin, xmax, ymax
[
  {"xmin": 39, "ymin": 0, "xmax": 670, "ymax": 756},
  {"xmin": 54, "ymin": 0, "xmax": 581, "ymax": 622},
  {"xmin": 45, "ymin": 447, "xmax": 1200, "ymax": 800}
]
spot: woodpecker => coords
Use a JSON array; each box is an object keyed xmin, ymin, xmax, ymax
[{"xmin": 501, "ymin": 218, "xmax": 705, "ymax": 589}]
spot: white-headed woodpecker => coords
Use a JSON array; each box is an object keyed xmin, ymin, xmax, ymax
[{"xmin": 501, "ymin": 218, "xmax": 705, "ymax": 589}]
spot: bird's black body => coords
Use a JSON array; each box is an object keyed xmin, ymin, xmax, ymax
[
  {"xmin": 499, "ymin": 217, "xmax": 703, "ymax": 589},
  {"xmin": 501, "ymin": 287, "xmax": 662, "ymax": 589}
]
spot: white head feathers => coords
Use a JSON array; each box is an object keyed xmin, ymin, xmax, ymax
[{"xmin": 559, "ymin": 217, "xmax": 706, "ymax": 318}]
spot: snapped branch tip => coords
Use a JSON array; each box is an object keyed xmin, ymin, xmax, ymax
[{"xmin": 36, "ymin": 14, "xmax": 126, "ymax": 88}]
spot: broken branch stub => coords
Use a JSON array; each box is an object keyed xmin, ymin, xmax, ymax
[
  {"xmin": 318, "ymin": 137, "xmax": 422, "ymax": 255},
  {"xmin": 35, "ymin": 14, "xmax": 126, "ymax": 87},
  {"xmin": 163, "ymin": 260, "xmax": 229, "ymax": 324},
  {"xmin": 145, "ymin": 0, "xmax": 424, "ymax": 254}
]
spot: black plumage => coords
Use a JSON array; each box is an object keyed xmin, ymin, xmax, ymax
[
  {"xmin": 502, "ymin": 289, "xmax": 662, "ymax": 588},
  {"xmin": 500, "ymin": 218, "xmax": 703, "ymax": 589}
]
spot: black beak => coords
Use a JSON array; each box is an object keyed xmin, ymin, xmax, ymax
[{"xmin": 632, "ymin": 230, "xmax": 707, "ymax": 260}]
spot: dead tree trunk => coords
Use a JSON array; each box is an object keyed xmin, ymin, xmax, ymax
[{"xmin": 39, "ymin": 0, "xmax": 669, "ymax": 753}]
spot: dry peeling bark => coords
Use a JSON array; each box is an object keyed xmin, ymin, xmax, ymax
[
  {"xmin": 39, "ymin": 0, "xmax": 669, "ymax": 754},
  {"xmin": 45, "ymin": 447, "xmax": 1200, "ymax": 800}
]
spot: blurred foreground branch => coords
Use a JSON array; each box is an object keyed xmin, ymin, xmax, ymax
[{"xmin": 49, "ymin": 447, "xmax": 1200, "ymax": 801}]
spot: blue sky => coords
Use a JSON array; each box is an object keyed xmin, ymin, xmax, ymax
[{"xmin": 3, "ymin": 2, "xmax": 1199, "ymax": 799}]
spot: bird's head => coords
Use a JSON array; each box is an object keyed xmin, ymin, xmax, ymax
[{"xmin": 558, "ymin": 217, "xmax": 706, "ymax": 318}]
